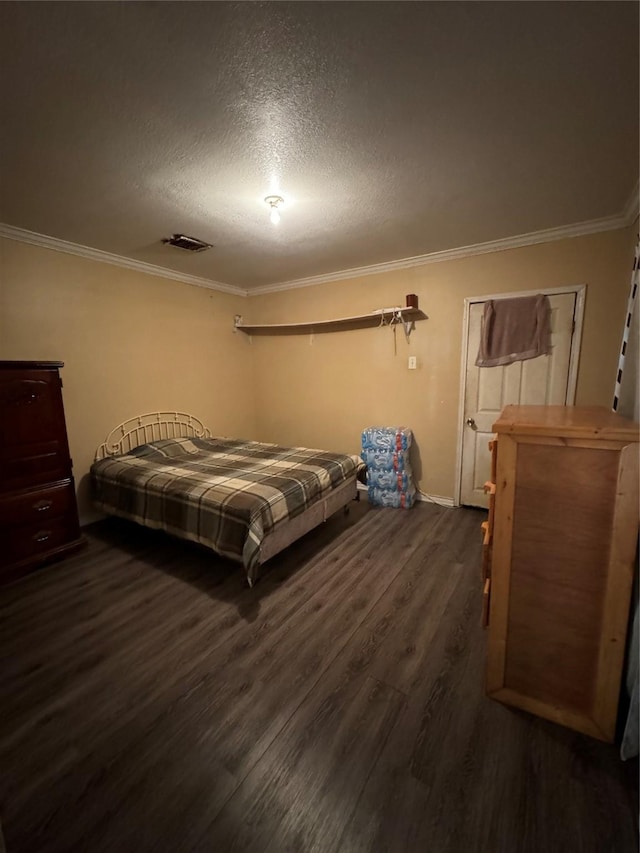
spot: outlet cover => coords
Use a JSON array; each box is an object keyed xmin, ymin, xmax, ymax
[{"xmin": 408, "ymin": 356, "xmax": 417, "ymax": 370}]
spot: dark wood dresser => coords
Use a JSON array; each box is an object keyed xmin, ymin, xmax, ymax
[{"xmin": 0, "ymin": 361, "xmax": 84, "ymax": 582}]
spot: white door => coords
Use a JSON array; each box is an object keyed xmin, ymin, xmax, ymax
[{"xmin": 460, "ymin": 291, "xmax": 577, "ymax": 508}]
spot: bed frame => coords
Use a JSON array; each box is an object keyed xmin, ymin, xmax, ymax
[
  {"xmin": 94, "ymin": 412, "xmax": 358, "ymax": 583},
  {"xmin": 95, "ymin": 412, "xmax": 212, "ymax": 460}
]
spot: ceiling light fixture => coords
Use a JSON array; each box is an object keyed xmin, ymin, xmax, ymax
[{"xmin": 264, "ymin": 195, "xmax": 284, "ymax": 226}]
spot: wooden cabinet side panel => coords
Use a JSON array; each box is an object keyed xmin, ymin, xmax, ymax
[
  {"xmin": 485, "ymin": 407, "xmax": 638, "ymax": 741},
  {"xmin": 486, "ymin": 434, "xmax": 517, "ymax": 693},
  {"xmin": 504, "ymin": 444, "xmax": 617, "ymax": 717},
  {"xmin": 593, "ymin": 442, "xmax": 640, "ymax": 738}
]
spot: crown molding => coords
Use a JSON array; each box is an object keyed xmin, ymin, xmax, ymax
[
  {"xmin": 1, "ymin": 190, "xmax": 636, "ymax": 299},
  {"xmin": 248, "ymin": 211, "xmax": 631, "ymax": 295},
  {"xmin": 0, "ymin": 223, "xmax": 247, "ymax": 297}
]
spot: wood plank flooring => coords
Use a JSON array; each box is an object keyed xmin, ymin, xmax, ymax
[{"xmin": 1, "ymin": 502, "xmax": 637, "ymax": 853}]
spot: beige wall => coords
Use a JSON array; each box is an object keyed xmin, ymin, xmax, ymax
[
  {"xmin": 0, "ymin": 238, "xmax": 255, "ymax": 521},
  {"xmin": 1, "ymin": 227, "xmax": 634, "ymax": 521},
  {"xmin": 247, "ymin": 228, "xmax": 635, "ymax": 500}
]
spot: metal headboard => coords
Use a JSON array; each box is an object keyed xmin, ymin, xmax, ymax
[{"xmin": 95, "ymin": 411, "xmax": 212, "ymax": 460}]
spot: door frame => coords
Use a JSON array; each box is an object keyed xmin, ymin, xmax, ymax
[{"xmin": 453, "ymin": 284, "xmax": 586, "ymax": 506}]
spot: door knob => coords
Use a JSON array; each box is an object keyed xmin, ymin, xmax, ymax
[{"xmin": 466, "ymin": 417, "xmax": 476, "ymax": 428}]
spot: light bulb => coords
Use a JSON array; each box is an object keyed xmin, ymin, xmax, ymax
[{"xmin": 264, "ymin": 194, "xmax": 284, "ymax": 225}]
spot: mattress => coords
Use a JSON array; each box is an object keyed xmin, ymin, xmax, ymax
[{"xmin": 91, "ymin": 436, "xmax": 362, "ymax": 581}]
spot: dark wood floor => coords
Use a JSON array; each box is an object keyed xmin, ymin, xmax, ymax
[{"xmin": 1, "ymin": 501, "xmax": 637, "ymax": 853}]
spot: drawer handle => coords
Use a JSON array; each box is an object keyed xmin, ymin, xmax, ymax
[
  {"xmin": 33, "ymin": 499, "xmax": 53, "ymax": 512},
  {"xmin": 33, "ymin": 530, "xmax": 51, "ymax": 543},
  {"xmin": 10, "ymin": 392, "xmax": 39, "ymax": 405},
  {"xmin": 482, "ymin": 578, "xmax": 491, "ymax": 628}
]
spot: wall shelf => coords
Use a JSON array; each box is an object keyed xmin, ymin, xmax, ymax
[{"xmin": 233, "ymin": 306, "xmax": 427, "ymax": 336}]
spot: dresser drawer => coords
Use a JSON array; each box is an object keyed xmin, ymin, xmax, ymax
[
  {"xmin": 0, "ymin": 482, "xmax": 76, "ymax": 527},
  {"xmin": 0, "ymin": 362, "xmax": 83, "ymax": 581},
  {"xmin": 0, "ymin": 370, "xmax": 67, "ymax": 447},
  {"xmin": 1, "ymin": 515, "xmax": 81, "ymax": 567},
  {"xmin": 0, "ymin": 448, "xmax": 70, "ymax": 491},
  {"xmin": 0, "ymin": 367, "xmax": 72, "ymax": 491}
]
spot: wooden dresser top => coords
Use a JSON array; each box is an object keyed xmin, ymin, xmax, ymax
[
  {"xmin": 0, "ymin": 361, "xmax": 64, "ymax": 370},
  {"xmin": 493, "ymin": 405, "xmax": 639, "ymax": 442}
]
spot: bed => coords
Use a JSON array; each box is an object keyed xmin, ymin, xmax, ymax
[{"xmin": 91, "ymin": 412, "xmax": 363, "ymax": 585}]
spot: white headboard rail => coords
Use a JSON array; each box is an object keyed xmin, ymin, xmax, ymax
[{"xmin": 95, "ymin": 411, "xmax": 212, "ymax": 460}]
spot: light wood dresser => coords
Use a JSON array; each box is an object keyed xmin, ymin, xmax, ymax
[
  {"xmin": 483, "ymin": 405, "xmax": 639, "ymax": 742},
  {"xmin": 0, "ymin": 361, "xmax": 84, "ymax": 583}
]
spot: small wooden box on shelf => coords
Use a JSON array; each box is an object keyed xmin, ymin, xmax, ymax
[
  {"xmin": 0, "ymin": 361, "xmax": 84, "ymax": 583},
  {"xmin": 482, "ymin": 405, "xmax": 639, "ymax": 742}
]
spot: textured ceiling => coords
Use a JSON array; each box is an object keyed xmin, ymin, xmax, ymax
[{"xmin": 0, "ymin": 1, "xmax": 638, "ymax": 291}]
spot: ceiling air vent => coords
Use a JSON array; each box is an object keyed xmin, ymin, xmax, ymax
[{"xmin": 161, "ymin": 233, "xmax": 213, "ymax": 252}]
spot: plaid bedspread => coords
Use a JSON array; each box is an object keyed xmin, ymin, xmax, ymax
[{"xmin": 91, "ymin": 436, "xmax": 362, "ymax": 582}]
